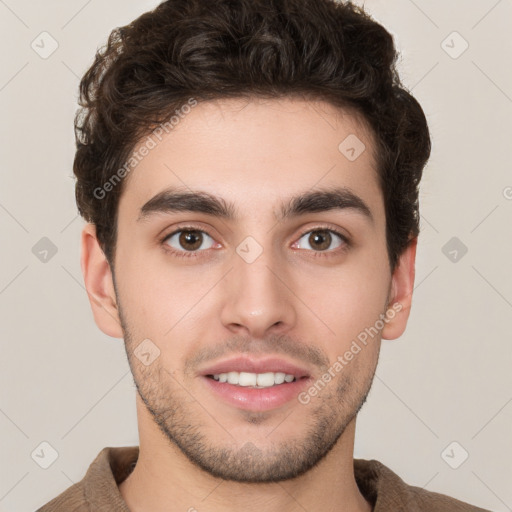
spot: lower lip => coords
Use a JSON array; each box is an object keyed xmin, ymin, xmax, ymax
[{"xmin": 201, "ymin": 376, "xmax": 311, "ymax": 411}]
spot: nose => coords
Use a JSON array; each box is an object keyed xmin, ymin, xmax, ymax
[{"xmin": 219, "ymin": 245, "xmax": 297, "ymax": 339}]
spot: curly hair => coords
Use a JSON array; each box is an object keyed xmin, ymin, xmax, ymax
[{"xmin": 74, "ymin": 0, "xmax": 431, "ymax": 272}]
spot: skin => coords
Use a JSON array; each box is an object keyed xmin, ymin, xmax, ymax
[{"xmin": 81, "ymin": 97, "xmax": 416, "ymax": 512}]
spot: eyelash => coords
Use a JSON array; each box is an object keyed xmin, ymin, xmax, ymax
[{"xmin": 160, "ymin": 224, "xmax": 350, "ymax": 260}]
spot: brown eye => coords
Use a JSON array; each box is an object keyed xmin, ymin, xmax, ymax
[
  {"xmin": 179, "ymin": 231, "xmax": 203, "ymax": 250},
  {"xmin": 308, "ymin": 230, "xmax": 331, "ymax": 251},
  {"xmin": 165, "ymin": 229, "xmax": 215, "ymax": 252},
  {"xmin": 295, "ymin": 229, "xmax": 345, "ymax": 252}
]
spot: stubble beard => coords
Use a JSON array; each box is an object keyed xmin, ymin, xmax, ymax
[{"xmin": 123, "ymin": 333, "xmax": 377, "ymax": 483}]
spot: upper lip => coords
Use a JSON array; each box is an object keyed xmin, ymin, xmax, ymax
[{"xmin": 199, "ymin": 356, "xmax": 311, "ymax": 379}]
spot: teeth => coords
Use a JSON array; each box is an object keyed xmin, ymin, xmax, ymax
[
  {"xmin": 238, "ymin": 372, "xmax": 257, "ymax": 386},
  {"xmin": 256, "ymin": 372, "xmax": 275, "ymax": 387},
  {"xmin": 211, "ymin": 371, "xmax": 296, "ymax": 388},
  {"xmin": 227, "ymin": 371, "xmax": 239, "ymax": 385},
  {"xmin": 274, "ymin": 372, "xmax": 285, "ymax": 384}
]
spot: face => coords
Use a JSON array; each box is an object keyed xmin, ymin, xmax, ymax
[{"xmin": 83, "ymin": 96, "xmax": 415, "ymax": 483}]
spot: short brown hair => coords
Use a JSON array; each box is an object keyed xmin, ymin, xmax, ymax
[{"xmin": 74, "ymin": 0, "xmax": 431, "ymax": 271}]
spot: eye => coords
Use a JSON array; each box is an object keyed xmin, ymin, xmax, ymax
[
  {"xmin": 163, "ymin": 229, "xmax": 216, "ymax": 254},
  {"xmin": 293, "ymin": 228, "xmax": 347, "ymax": 253}
]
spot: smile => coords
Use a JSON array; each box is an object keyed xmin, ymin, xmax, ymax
[{"xmin": 199, "ymin": 356, "xmax": 313, "ymax": 411}]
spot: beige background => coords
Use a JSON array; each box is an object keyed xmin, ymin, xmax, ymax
[{"xmin": 1, "ymin": 0, "xmax": 511, "ymax": 510}]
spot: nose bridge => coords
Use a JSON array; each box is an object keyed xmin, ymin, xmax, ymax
[{"xmin": 219, "ymin": 234, "xmax": 296, "ymax": 336}]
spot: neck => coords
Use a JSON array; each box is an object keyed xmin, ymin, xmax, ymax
[{"xmin": 119, "ymin": 394, "xmax": 372, "ymax": 512}]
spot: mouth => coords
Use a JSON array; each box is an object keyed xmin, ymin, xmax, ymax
[{"xmin": 199, "ymin": 356, "xmax": 312, "ymax": 411}]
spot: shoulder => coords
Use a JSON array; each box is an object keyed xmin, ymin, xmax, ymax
[
  {"xmin": 35, "ymin": 482, "xmax": 89, "ymax": 512},
  {"xmin": 354, "ymin": 458, "xmax": 493, "ymax": 512},
  {"xmin": 35, "ymin": 446, "xmax": 137, "ymax": 512},
  {"xmin": 400, "ymin": 480, "xmax": 493, "ymax": 511}
]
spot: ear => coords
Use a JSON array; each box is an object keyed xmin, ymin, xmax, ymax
[
  {"xmin": 80, "ymin": 223, "xmax": 123, "ymax": 338},
  {"xmin": 381, "ymin": 236, "xmax": 417, "ymax": 340}
]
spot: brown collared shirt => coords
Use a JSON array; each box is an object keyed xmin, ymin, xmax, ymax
[{"xmin": 36, "ymin": 446, "xmax": 492, "ymax": 511}]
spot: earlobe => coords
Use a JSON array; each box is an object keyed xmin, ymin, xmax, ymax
[
  {"xmin": 80, "ymin": 223, "xmax": 123, "ymax": 338},
  {"xmin": 381, "ymin": 237, "xmax": 417, "ymax": 341}
]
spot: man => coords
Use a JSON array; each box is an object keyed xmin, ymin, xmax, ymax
[{"xmin": 37, "ymin": 0, "xmax": 491, "ymax": 510}]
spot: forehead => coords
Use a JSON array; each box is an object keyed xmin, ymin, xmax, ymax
[{"xmin": 118, "ymin": 96, "xmax": 383, "ymax": 222}]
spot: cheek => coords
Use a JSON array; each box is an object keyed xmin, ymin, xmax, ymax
[
  {"xmin": 114, "ymin": 245, "xmax": 219, "ymax": 347},
  {"xmin": 302, "ymin": 254, "xmax": 390, "ymax": 350}
]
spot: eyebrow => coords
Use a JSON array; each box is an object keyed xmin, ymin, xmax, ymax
[{"xmin": 137, "ymin": 186, "xmax": 374, "ymax": 224}]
